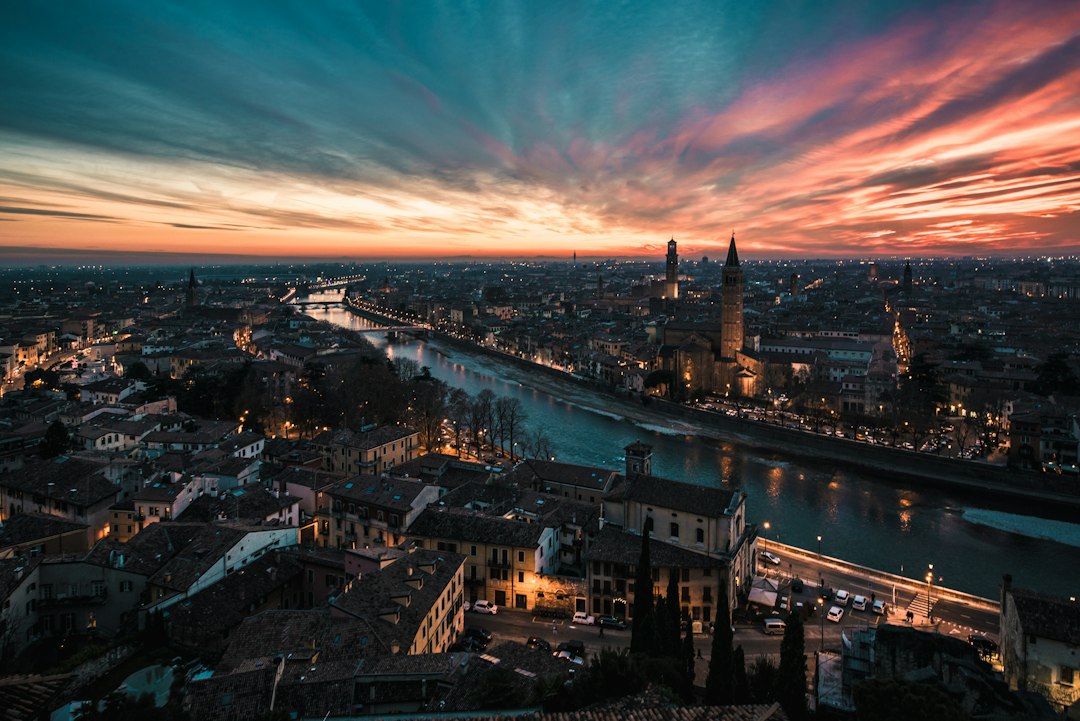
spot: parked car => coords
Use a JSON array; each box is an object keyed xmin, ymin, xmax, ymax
[
  {"xmin": 852, "ymin": 595, "xmax": 868, "ymax": 611},
  {"xmin": 597, "ymin": 615, "xmax": 628, "ymax": 630},
  {"xmin": 571, "ymin": 611, "xmax": 596, "ymax": 625},
  {"xmin": 463, "ymin": 600, "xmax": 470, "ymax": 612},
  {"xmin": 834, "ymin": 589, "xmax": 851, "ymax": 606},
  {"xmin": 449, "ymin": 636, "xmax": 486, "ymax": 653},
  {"xmin": 556, "ymin": 650, "xmax": 585, "ymax": 665},
  {"xmin": 872, "ymin": 600, "xmax": 887, "ymax": 615},
  {"xmin": 526, "ymin": 636, "xmax": 551, "ymax": 652},
  {"xmin": 763, "ymin": 618, "xmax": 786, "ymax": 635},
  {"xmin": 464, "ymin": 627, "xmax": 492, "ymax": 644},
  {"xmin": 472, "ymin": 600, "xmax": 498, "ymax": 615},
  {"xmin": 968, "ymin": 634, "xmax": 999, "ymax": 660},
  {"xmin": 556, "ymin": 640, "xmax": 586, "ymax": 658},
  {"xmin": 827, "ymin": 606, "xmax": 845, "ymax": 623},
  {"xmin": 760, "ymin": 551, "xmax": 781, "ymax": 566}
]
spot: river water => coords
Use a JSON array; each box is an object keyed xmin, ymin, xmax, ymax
[{"xmin": 300, "ymin": 293, "xmax": 1080, "ymax": 599}]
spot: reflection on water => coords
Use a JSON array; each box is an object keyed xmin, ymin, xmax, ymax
[{"xmin": 301, "ymin": 297, "xmax": 1080, "ymax": 599}]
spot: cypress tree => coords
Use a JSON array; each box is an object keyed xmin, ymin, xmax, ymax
[
  {"xmin": 630, "ymin": 518, "xmax": 655, "ymax": 654},
  {"xmin": 733, "ymin": 644, "xmax": 750, "ymax": 703},
  {"xmin": 777, "ymin": 612, "xmax": 807, "ymax": 720},
  {"xmin": 665, "ymin": 568, "xmax": 682, "ymax": 657},
  {"xmin": 682, "ymin": 622, "xmax": 696, "ymax": 697},
  {"xmin": 705, "ymin": 578, "xmax": 734, "ymax": 704}
]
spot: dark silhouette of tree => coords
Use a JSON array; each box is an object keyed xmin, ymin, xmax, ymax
[
  {"xmin": 682, "ymin": 623, "xmax": 696, "ymax": 697},
  {"xmin": 748, "ymin": 656, "xmax": 777, "ymax": 703},
  {"xmin": 1031, "ymin": 352, "xmax": 1080, "ymax": 397},
  {"xmin": 663, "ymin": 569, "xmax": 682, "ymax": 658},
  {"xmin": 852, "ymin": 679, "xmax": 968, "ymax": 721},
  {"xmin": 630, "ymin": 518, "xmax": 656, "ymax": 655},
  {"xmin": 125, "ymin": 361, "xmax": 152, "ymax": 380},
  {"xmin": 733, "ymin": 644, "xmax": 750, "ymax": 703},
  {"xmin": 777, "ymin": 612, "xmax": 807, "ymax": 719},
  {"xmin": 40, "ymin": 420, "xmax": 70, "ymax": 458},
  {"xmin": 705, "ymin": 578, "xmax": 734, "ymax": 704}
]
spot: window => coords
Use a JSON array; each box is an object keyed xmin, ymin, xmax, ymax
[
  {"xmin": 470, "ymin": 545, "xmax": 477, "ymax": 556},
  {"xmin": 681, "ymin": 587, "xmax": 690, "ymax": 602},
  {"xmin": 703, "ymin": 586, "xmax": 712, "ymax": 603},
  {"xmin": 1062, "ymin": 666, "xmax": 1077, "ymax": 686},
  {"xmin": 517, "ymin": 550, "xmax": 525, "ymax": 563},
  {"xmin": 696, "ymin": 528, "xmax": 705, "ymax": 544},
  {"xmin": 681, "ymin": 568, "xmax": 690, "ymax": 582},
  {"xmin": 120, "ymin": 580, "xmax": 132, "ymax": 592},
  {"xmin": 518, "ymin": 571, "xmax": 524, "ymax": 583}
]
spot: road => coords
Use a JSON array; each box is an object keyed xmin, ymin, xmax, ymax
[{"xmin": 463, "ymin": 549, "xmax": 1000, "ymax": 674}]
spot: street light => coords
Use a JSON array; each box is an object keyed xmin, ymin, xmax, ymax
[
  {"xmin": 762, "ymin": 521, "xmax": 770, "ymax": 557},
  {"xmin": 819, "ymin": 596, "xmax": 826, "ymax": 651},
  {"xmin": 817, "ymin": 535, "xmax": 822, "ymax": 557},
  {"xmin": 926, "ymin": 563, "xmax": 934, "ymax": 621}
]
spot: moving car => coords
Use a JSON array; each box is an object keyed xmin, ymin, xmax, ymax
[
  {"xmin": 597, "ymin": 615, "xmax": 628, "ymax": 630},
  {"xmin": 760, "ymin": 551, "xmax": 781, "ymax": 566},
  {"xmin": 763, "ymin": 618, "xmax": 786, "ymax": 635},
  {"xmin": 571, "ymin": 611, "xmax": 596, "ymax": 625},
  {"xmin": 852, "ymin": 595, "xmax": 868, "ymax": 611},
  {"xmin": 448, "ymin": 636, "xmax": 486, "ymax": 653},
  {"xmin": 472, "ymin": 600, "xmax": 498, "ymax": 615},
  {"xmin": 834, "ymin": 590, "xmax": 851, "ymax": 606},
  {"xmin": 827, "ymin": 606, "xmax": 845, "ymax": 623},
  {"xmin": 872, "ymin": 600, "xmax": 887, "ymax": 615}
]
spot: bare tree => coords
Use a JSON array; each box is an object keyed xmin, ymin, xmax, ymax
[
  {"xmin": 408, "ymin": 378, "xmax": 449, "ymax": 451},
  {"xmin": 496, "ymin": 397, "xmax": 527, "ymax": 461},
  {"xmin": 447, "ymin": 388, "xmax": 471, "ymax": 457},
  {"xmin": 521, "ymin": 425, "xmax": 555, "ymax": 461}
]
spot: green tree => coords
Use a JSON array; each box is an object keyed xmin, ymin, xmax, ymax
[
  {"xmin": 748, "ymin": 656, "xmax": 778, "ymax": 703},
  {"xmin": 852, "ymin": 679, "xmax": 969, "ymax": 721},
  {"xmin": 630, "ymin": 518, "xmax": 656, "ymax": 655},
  {"xmin": 682, "ymin": 623, "xmax": 696, "ymax": 697},
  {"xmin": 39, "ymin": 420, "xmax": 70, "ymax": 459},
  {"xmin": 705, "ymin": 578, "xmax": 734, "ymax": 704},
  {"xmin": 777, "ymin": 612, "xmax": 807, "ymax": 720}
]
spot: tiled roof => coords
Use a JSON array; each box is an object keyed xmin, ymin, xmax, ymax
[
  {"xmin": 332, "ymin": 548, "xmax": 465, "ymax": 652},
  {"xmin": 177, "ymin": 488, "xmax": 298, "ymax": 523},
  {"xmin": 1010, "ymin": 586, "xmax": 1080, "ymax": 646},
  {"xmin": 0, "ymin": 673, "xmax": 72, "ymax": 721},
  {"xmin": 0, "ymin": 558, "xmax": 41, "ymax": 601},
  {"xmin": 147, "ymin": 523, "xmax": 254, "ymax": 592},
  {"xmin": 84, "ymin": 522, "xmax": 206, "ymax": 576},
  {"xmin": 605, "ymin": 473, "xmax": 738, "ymax": 518},
  {"xmin": 327, "ymin": 475, "xmax": 432, "ymax": 511},
  {"xmin": 408, "ymin": 508, "xmax": 547, "ymax": 548},
  {"xmin": 167, "ymin": 552, "xmax": 305, "ymax": 639},
  {"xmin": 585, "ymin": 526, "xmax": 726, "ymax": 568},
  {"xmin": 219, "ymin": 608, "xmax": 385, "ymax": 671},
  {"xmin": 313, "ymin": 425, "xmax": 417, "ymax": 451},
  {"xmin": 0, "ymin": 513, "xmax": 87, "ymax": 550},
  {"xmin": 505, "ymin": 459, "xmax": 618, "ymax": 492},
  {"xmin": 0, "ymin": 456, "xmax": 117, "ymax": 507}
]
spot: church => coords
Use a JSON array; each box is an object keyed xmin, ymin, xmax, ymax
[{"xmin": 656, "ymin": 233, "xmax": 763, "ymax": 399}]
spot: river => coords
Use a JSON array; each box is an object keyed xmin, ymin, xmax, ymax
[{"xmin": 299, "ymin": 292, "xmax": 1080, "ymax": 599}]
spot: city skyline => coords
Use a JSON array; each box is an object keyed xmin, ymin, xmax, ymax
[{"xmin": 3, "ymin": 1, "xmax": 1080, "ymax": 262}]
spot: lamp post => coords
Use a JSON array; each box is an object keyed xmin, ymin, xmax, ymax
[
  {"xmin": 926, "ymin": 563, "xmax": 934, "ymax": 621},
  {"xmin": 762, "ymin": 521, "xmax": 770, "ymax": 555},
  {"xmin": 819, "ymin": 596, "xmax": 826, "ymax": 651},
  {"xmin": 817, "ymin": 535, "xmax": 822, "ymax": 557}
]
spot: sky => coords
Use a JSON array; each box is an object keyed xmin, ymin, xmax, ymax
[{"xmin": 1, "ymin": 1, "xmax": 1080, "ymax": 262}]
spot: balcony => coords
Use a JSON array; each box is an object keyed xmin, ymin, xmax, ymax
[
  {"xmin": 39, "ymin": 589, "xmax": 108, "ymax": 608},
  {"xmin": 486, "ymin": 559, "xmax": 512, "ymax": 569}
]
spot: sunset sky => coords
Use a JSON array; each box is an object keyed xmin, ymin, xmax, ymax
[{"xmin": 2, "ymin": 1, "xmax": 1080, "ymax": 262}]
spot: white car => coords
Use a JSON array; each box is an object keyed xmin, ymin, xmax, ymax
[
  {"xmin": 872, "ymin": 600, "xmax": 887, "ymax": 615},
  {"xmin": 760, "ymin": 551, "xmax": 781, "ymax": 566},
  {"xmin": 571, "ymin": 611, "xmax": 595, "ymax": 626},
  {"xmin": 852, "ymin": 595, "xmax": 868, "ymax": 611},
  {"xmin": 834, "ymin": 589, "xmax": 851, "ymax": 606},
  {"xmin": 827, "ymin": 606, "xmax": 845, "ymax": 623},
  {"xmin": 472, "ymin": 600, "xmax": 498, "ymax": 615}
]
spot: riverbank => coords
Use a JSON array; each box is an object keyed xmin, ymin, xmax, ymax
[{"xmin": 344, "ymin": 302, "xmax": 1080, "ymax": 511}]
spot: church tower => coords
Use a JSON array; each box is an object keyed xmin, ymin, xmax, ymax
[
  {"xmin": 720, "ymin": 232, "xmax": 743, "ymax": 361},
  {"xmin": 665, "ymin": 238, "xmax": 679, "ymax": 298},
  {"xmin": 186, "ymin": 268, "xmax": 198, "ymax": 309},
  {"xmin": 903, "ymin": 260, "xmax": 912, "ymax": 294}
]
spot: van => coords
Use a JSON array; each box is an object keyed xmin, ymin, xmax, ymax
[{"xmin": 763, "ymin": 618, "xmax": 786, "ymax": 635}]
